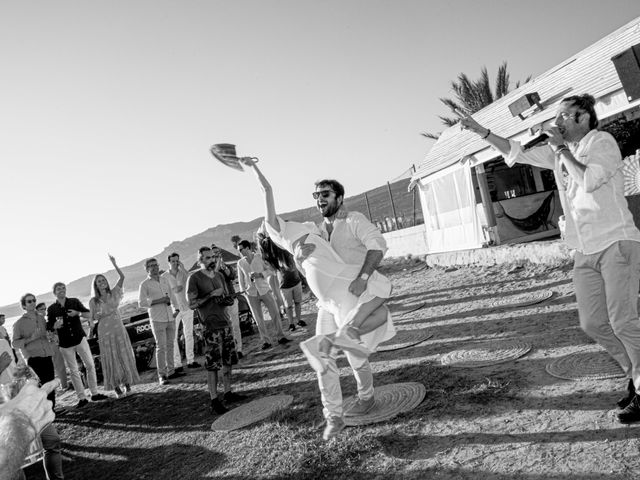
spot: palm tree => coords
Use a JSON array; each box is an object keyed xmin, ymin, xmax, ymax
[{"xmin": 423, "ymin": 62, "xmax": 530, "ymax": 140}]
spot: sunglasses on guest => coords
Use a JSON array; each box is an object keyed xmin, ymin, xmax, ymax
[{"xmin": 312, "ymin": 190, "xmax": 335, "ymax": 200}]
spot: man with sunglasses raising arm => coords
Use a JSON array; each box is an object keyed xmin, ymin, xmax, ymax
[
  {"xmin": 459, "ymin": 94, "xmax": 640, "ymax": 424},
  {"xmin": 300, "ymin": 179, "xmax": 392, "ymax": 439}
]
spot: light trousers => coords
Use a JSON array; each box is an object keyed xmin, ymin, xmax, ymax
[
  {"xmin": 226, "ymin": 299, "xmax": 242, "ymax": 353},
  {"xmin": 316, "ymin": 308, "xmax": 374, "ymax": 419},
  {"xmin": 574, "ymin": 240, "xmax": 640, "ymax": 389},
  {"xmin": 245, "ymin": 292, "xmax": 285, "ymax": 343},
  {"xmin": 51, "ymin": 344, "xmax": 68, "ymax": 389},
  {"xmin": 150, "ymin": 320, "xmax": 175, "ymax": 378},
  {"xmin": 268, "ymin": 274, "xmax": 286, "ymax": 311},
  {"xmin": 60, "ymin": 337, "xmax": 98, "ymax": 401},
  {"xmin": 173, "ymin": 309, "xmax": 194, "ymax": 366}
]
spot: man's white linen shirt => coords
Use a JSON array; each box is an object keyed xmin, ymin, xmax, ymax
[
  {"xmin": 138, "ymin": 275, "xmax": 178, "ymax": 323},
  {"xmin": 161, "ymin": 267, "xmax": 190, "ymax": 311},
  {"xmin": 237, "ymin": 253, "xmax": 271, "ymax": 296},
  {"xmin": 318, "ymin": 210, "xmax": 388, "ymax": 265},
  {"xmin": 505, "ymin": 129, "xmax": 640, "ymax": 255}
]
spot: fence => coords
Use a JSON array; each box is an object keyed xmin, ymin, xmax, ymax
[{"xmin": 342, "ymin": 165, "xmax": 424, "ymax": 233}]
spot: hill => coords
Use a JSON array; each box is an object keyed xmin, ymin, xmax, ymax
[{"xmin": 0, "ymin": 177, "xmax": 422, "ymax": 320}]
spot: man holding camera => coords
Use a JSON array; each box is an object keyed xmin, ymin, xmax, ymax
[{"xmin": 187, "ymin": 246, "xmax": 244, "ymax": 415}]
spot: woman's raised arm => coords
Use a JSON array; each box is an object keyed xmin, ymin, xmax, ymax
[
  {"xmin": 108, "ymin": 254, "xmax": 125, "ymax": 289},
  {"xmin": 239, "ymin": 157, "xmax": 280, "ymax": 232}
]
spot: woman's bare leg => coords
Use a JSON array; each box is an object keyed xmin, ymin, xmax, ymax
[{"xmin": 346, "ymin": 297, "xmax": 388, "ymax": 337}]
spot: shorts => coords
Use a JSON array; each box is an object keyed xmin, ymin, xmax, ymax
[
  {"xmin": 281, "ymin": 282, "xmax": 303, "ymax": 309},
  {"xmin": 203, "ymin": 326, "xmax": 238, "ymax": 372}
]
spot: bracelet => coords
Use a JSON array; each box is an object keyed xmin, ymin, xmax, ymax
[
  {"xmin": 481, "ymin": 129, "xmax": 491, "ymax": 139},
  {"xmin": 555, "ymin": 145, "xmax": 569, "ymax": 156}
]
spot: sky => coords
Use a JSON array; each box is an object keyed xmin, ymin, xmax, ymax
[{"xmin": 2, "ymin": 0, "xmax": 640, "ymax": 308}]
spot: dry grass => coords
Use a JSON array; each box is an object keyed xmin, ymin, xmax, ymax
[{"xmin": 23, "ymin": 258, "xmax": 640, "ymax": 479}]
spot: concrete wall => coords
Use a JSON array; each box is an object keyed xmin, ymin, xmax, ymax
[
  {"xmin": 383, "ymin": 224, "xmax": 572, "ymax": 268},
  {"xmin": 425, "ymin": 239, "xmax": 572, "ymax": 268},
  {"xmin": 383, "ymin": 224, "xmax": 429, "ymax": 258}
]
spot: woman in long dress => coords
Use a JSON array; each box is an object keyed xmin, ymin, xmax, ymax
[
  {"xmin": 239, "ymin": 157, "xmax": 395, "ymax": 373},
  {"xmin": 89, "ymin": 255, "xmax": 140, "ymax": 397}
]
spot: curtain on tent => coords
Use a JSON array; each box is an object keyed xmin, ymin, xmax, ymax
[{"xmin": 419, "ymin": 164, "xmax": 483, "ymax": 253}]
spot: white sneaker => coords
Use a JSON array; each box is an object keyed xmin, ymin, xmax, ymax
[
  {"xmin": 300, "ymin": 336, "xmax": 330, "ymax": 374},
  {"xmin": 344, "ymin": 396, "xmax": 376, "ymax": 416},
  {"xmin": 322, "ymin": 415, "xmax": 346, "ymax": 441}
]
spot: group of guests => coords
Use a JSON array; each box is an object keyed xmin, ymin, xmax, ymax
[
  {"xmin": 5, "ymin": 89, "xmax": 640, "ymax": 480},
  {"xmin": 0, "ymin": 256, "xmax": 130, "ymax": 480},
  {"xmin": 137, "ymin": 242, "xmax": 310, "ymax": 414},
  {"xmin": 236, "ymin": 239, "xmax": 307, "ymax": 351}
]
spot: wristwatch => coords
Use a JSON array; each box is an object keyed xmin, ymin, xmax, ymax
[{"xmin": 359, "ymin": 273, "xmax": 370, "ymax": 281}]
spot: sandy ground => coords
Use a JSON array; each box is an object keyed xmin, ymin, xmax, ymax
[
  {"xmin": 33, "ymin": 257, "xmax": 640, "ymax": 479},
  {"xmin": 373, "ymin": 258, "xmax": 640, "ymax": 479}
]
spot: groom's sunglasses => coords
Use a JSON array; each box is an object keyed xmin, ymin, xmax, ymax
[{"xmin": 312, "ymin": 190, "xmax": 335, "ymax": 200}]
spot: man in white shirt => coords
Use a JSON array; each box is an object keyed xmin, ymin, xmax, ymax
[
  {"xmin": 138, "ymin": 258, "xmax": 183, "ymax": 385},
  {"xmin": 236, "ymin": 240, "xmax": 290, "ymax": 350},
  {"xmin": 460, "ymin": 94, "xmax": 640, "ymax": 423},
  {"xmin": 305, "ymin": 179, "xmax": 392, "ymax": 440},
  {"xmin": 162, "ymin": 253, "xmax": 200, "ymax": 371}
]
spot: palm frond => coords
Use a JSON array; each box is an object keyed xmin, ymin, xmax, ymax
[
  {"xmin": 514, "ymin": 74, "xmax": 532, "ymax": 89},
  {"xmin": 495, "ymin": 62, "xmax": 510, "ymax": 99},
  {"xmin": 424, "ymin": 62, "xmax": 532, "ymax": 139},
  {"xmin": 440, "ymin": 116, "xmax": 459, "ymax": 127},
  {"xmin": 475, "ymin": 66, "xmax": 493, "ymax": 109},
  {"xmin": 421, "ymin": 131, "xmax": 441, "ymax": 140}
]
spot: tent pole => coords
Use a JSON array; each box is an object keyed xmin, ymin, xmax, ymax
[
  {"xmin": 474, "ymin": 163, "xmax": 500, "ymax": 245},
  {"xmin": 387, "ymin": 182, "xmax": 398, "ymax": 229},
  {"xmin": 364, "ymin": 192, "xmax": 373, "ymax": 222},
  {"xmin": 411, "ymin": 164, "xmax": 417, "ymax": 226}
]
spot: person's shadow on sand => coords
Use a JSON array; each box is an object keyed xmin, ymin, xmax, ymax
[{"xmin": 23, "ymin": 442, "xmax": 230, "ymax": 480}]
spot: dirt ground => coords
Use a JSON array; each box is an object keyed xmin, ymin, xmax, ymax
[
  {"xmin": 373, "ymin": 258, "xmax": 640, "ymax": 479},
  {"xmin": 29, "ymin": 257, "xmax": 640, "ymax": 480}
]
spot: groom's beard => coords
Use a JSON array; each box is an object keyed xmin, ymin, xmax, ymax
[{"xmin": 320, "ymin": 198, "xmax": 341, "ymax": 218}]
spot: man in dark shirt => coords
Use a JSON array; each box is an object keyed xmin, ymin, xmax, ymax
[
  {"xmin": 211, "ymin": 244, "xmax": 244, "ymax": 359},
  {"xmin": 187, "ymin": 246, "xmax": 245, "ymax": 415},
  {"xmin": 46, "ymin": 282, "xmax": 107, "ymax": 408}
]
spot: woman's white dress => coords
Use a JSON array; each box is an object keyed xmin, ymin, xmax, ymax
[{"xmin": 265, "ymin": 217, "xmax": 395, "ymax": 349}]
